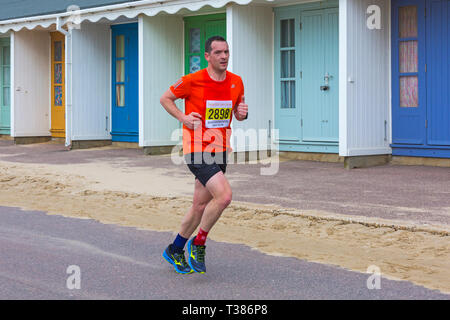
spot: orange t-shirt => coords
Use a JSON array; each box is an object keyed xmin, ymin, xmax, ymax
[{"xmin": 170, "ymin": 69, "xmax": 244, "ymax": 155}]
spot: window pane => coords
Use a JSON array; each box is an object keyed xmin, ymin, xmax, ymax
[
  {"xmin": 189, "ymin": 55, "xmax": 201, "ymax": 74},
  {"xmin": 281, "ymin": 51, "xmax": 288, "ymax": 78},
  {"xmin": 400, "ymin": 76, "xmax": 418, "ymax": 107},
  {"xmin": 116, "ymin": 35, "xmax": 125, "ymax": 58},
  {"xmin": 290, "ymin": 81, "xmax": 295, "ymax": 109},
  {"xmin": 54, "ymin": 41, "xmax": 62, "ymax": 62},
  {"xmin": 116, "ymin": 84, "xmax": 125, "ymax": 107},
  {"xmin": 190, "ymin": 28, "xmax": 201, "ymax": 53},
  {"xmin": 3, "ymin": 66, "xmax": 10, "ymax": 85},
  {"xmin": 399, "ymin": 41, "xmax": 418, "ymax": 73},
  {"xmin": 281, "ymin": 19, "xmax": 294, "ymax": 48},
  {"xmin": 116, "ymin": 60, "xmax": 125, "ymax": 82},
  {"xmin": 3, "ymin": 87, "xmax": 10, "ymax": 106},
  {"xmin": 281, "ymin": 20, "xmax": 288, "ymax": 47},
  {"xmin": 3, "ymin": 47, "xmax": 10, "ymax": 65},
  {"xmin": 281, "ymin": 51, "xmax": 295, "ymax": 78},
  {"xmin": 289, "ymin": 50, "xmax": 295, "ymax": 77},
  {"xmin": 399, "ymin": 6, "xmax": 418, "ymax": 38},
  {"xmin": 289, "ymin": 19, "xmax": 295, "ymax": 47},
  {"xmin": 281, "ymin": 81, "xmax": 289, "ymax": 108},
  {"xmin": 54, "ymin": 63, "xmax": 63, "ymax": 84},
  {"xmin": 281, "ymin": 81, "xmax": 295, "ymax": 109},
  {"xmin": 54, "ymin": 86, "xmax": 63, "ymax": 106}
]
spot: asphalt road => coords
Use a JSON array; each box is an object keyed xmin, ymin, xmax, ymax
[{"xmin": 0, "ymin": 206, "xmax": 448, "ymax": 300}]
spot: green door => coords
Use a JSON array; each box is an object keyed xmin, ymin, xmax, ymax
[
  {"xmin": 184, "ymin": 14, "xmax": 226, "ymax": 75},
  {"xmin": 0, "ymin": 38, "xmax": 10, "ymax": 135}
]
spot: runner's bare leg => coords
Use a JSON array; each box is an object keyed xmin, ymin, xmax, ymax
[
  {"xmin": 198, "ymin": 171, "xmax": 232, "ymax": 232},
  {"xmin": 179, "ymin": 179, "xmax": 213, "ymax": 239}
]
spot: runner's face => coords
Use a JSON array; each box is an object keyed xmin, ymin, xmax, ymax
[{"xmin": 205, "ymin": 41, "xmax": 229, "ymax": 72}]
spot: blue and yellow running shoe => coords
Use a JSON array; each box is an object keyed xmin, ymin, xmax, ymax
[
  {"xmin": 162, "ymin": 244, "xmax": 193, "ymax": 274},
  {"xmin": 187, "ymin": 237, "xmax": 206, "ymax": 274}
]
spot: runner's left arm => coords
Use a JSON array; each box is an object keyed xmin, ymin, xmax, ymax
[
  {"xmin": 234, "ymin": 80, "xmax": 247, "ymax": 121},
  {"xmin": 234, "ymin": 95, "xmax": 248, "ymax": 121}
]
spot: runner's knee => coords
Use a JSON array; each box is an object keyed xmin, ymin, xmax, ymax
[
  {"xmin": 193, "ymin": 201, "xmax": 208, "ymax": 215},
  {"xmin": 216, "ymin": 191, "xmax": 232, "ymax": 209}
]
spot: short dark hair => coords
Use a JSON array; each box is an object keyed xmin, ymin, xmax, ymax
[{"xmin": 205, "ymin": 36, "xmax": 227, "ymax": 53}]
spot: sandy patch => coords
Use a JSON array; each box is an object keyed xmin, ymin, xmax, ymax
[{"xmin": 0, "ymin": 159, "xmax": 449, "ymax": 294}]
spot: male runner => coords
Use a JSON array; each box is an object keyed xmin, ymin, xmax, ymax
[{"xmin": 160, "ymin": 36, "xmax": 248, "ymax": 274}]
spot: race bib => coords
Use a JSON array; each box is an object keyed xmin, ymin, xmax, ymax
[{"xmin": 205, "ymin": 100, "xmax": 233, "ymax": 129}]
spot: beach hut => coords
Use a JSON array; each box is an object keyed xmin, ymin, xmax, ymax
[{"xmin": 0, "ymin": 0, "xmax": 448, "ymax": 165}]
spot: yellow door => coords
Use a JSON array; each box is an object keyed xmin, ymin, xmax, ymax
[{"xmin": 50, "ymin": 32, "xmax": 65, "ymax": 138}]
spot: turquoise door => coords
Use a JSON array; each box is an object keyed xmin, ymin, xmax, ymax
[
  {"xmin": 301, "ymin": 9, "xmax": 339, "ymax": 143},
  {"xmin": 111, "ymin": 23, "xmax": 139, "ymax": 142},
  {"xmin": 275, "ymin": 4, "xmax": 339, "ymax": 153},
  {"xmin": 0, "ymin": 38, "xmax": 10, "ymax": 135}
]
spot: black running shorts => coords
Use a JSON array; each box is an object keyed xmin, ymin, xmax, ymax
[{"xmin": 185, "ymin": 152, "xmax": 228, "ymax": 187}]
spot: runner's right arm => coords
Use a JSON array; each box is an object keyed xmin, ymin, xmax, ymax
[{"xmin": 160, "ymin": 89, "xmax": 202, "ymax": 130}]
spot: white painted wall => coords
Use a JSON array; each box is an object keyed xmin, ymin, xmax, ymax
[
  {"xmin": 227, "ymin": 4, "xmax": 274, "ymax": 152},
  {"xmin": 339, "ymin": 0, "xmax": 391, "ymax": 156},
  {"xmin": 70, "ymin": 23, "xmax": 111, "ymax": 141},
  {"xmin": 139, "ymin": 14, "xmax": 183, "ymax": 147},
  {"xmin": 11, "ymin": 30, "xmax": 51, "ymax": 137}
]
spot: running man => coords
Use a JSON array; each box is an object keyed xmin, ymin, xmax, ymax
[{"xmin": 160, "ymin": 36, "xmax": 248, "ymax": 274}]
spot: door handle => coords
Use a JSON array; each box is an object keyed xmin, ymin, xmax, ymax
[{"xmin": 322, "ymin": 73, "xmax": 332, "ymax": 91}]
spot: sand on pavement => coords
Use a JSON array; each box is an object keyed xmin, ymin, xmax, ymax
[{"xmin": 0, "ymin": 157, "xmax": 449, "ymax": 294}]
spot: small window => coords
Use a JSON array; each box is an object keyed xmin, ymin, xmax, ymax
[
  {"xmin": 189, "ymin": 55, "xmax": 201, "ymax": 74},
  {"xmin": 116, "ymin": 85, "xmax": 125, "ymax": 107},
  {"xmin": 2, "ymin": 46, "xmax": 10, "ymax": 65},
  {"xmin": 3, "ymin": 66, "xmax": 10, "ymax": 86},
  {"xmin": 54, "ymin": 63, "xmax": 63, "ymax": 84},
  {"xmin": 54, "ymin": 41, "xmax": 62, "ymax": 62},
  {"xmin": 116, "ymin": 60, "xmax": 125, "ymax": 83},
  {"xmin": 3, "ymin": 87, "xmax": 10, "ymax": 106},
  {"xmin": 399, "ymin": 6, "xmax": 418, "ymax": 38},
  {"xmin": 279, "ymin": 18, "xmax": 296, "ymax": 109},
  {"xmin": 189, "ymin": 28, "xmax": 201, "ymax": 53},
  {"xmin": 54, "ymin": 86, "xmax": 63, "ymax": 106},
  {"xmin": 281, "ymin": 51, "xmax": 295, "ymax": 78},
  {"xmin": 399, "ymin": 41, "xmax": 418, "ymax": 73},
  {"xmin": 400, "ymin": 76, "xmax": 418, "ymax": 108},
  {"xmin": 281, "ymin": 81, "xmax": 295, "ymax": 109},
  {"xmin": 281, "ymin": 19, "xmax": 295, "ymax": 48},
  {"xmin": 116, "ymin": 35, "xmax": 125, "ymax": 58}
]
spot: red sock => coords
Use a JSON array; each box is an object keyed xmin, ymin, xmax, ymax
[{"xmin": 193, "ymin": 228, "xmax": 208, "ymax": 246}]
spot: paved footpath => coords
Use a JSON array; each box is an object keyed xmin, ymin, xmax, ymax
[{"xmin": 0, "ymin": 206, "xmax": 448, "ymax": 300}]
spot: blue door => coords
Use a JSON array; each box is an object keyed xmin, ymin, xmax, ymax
[
  {"xmin": 111, "ymin": 23, "xmax": 138, "ymax": 142},
  {"xmin": 392, "ymin": 0, "xmax": 450, "ymax": 157},
  {"xmin": 392, "ymin": 0, "xmax": 427, "ymax": 146},
  {"xmin": 275, "ymin": 2, "xmax": 339, "ymax": 154},
  {"xmin": 426, "ymin": 0, "xmax": 450, "ymax": 146}
]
